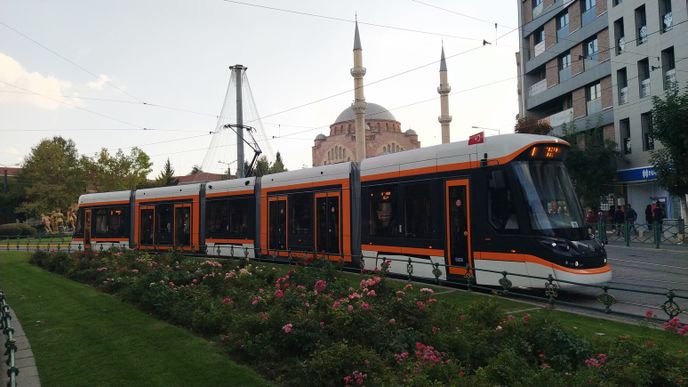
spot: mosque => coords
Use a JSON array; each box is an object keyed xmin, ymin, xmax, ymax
[{"xmin": 312, "ymin": 20, "xmax": 452, "ymax": 166}]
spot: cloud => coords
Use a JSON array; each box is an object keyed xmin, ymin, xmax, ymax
[
  {"xmin": 0, "ymin": 52, "xmax": 74, "ymax": 110},
  {"xmin": 87, "ymin": 74, "xmax": 110, "ymax": 90}
]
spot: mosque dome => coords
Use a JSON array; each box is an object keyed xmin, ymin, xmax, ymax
[
  {"xmin": 315, "ymin": 133, "xmax": 327, "ymax": 141},
  {"xmin": 405, "ymin": 129, "xmax": 417, "ymax": 136},
  {"xmin": 334, "ymin": 102, "xmax": 397, "ymax": 124}
]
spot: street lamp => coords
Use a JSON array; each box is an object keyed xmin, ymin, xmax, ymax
[{"xmin": 471, "ymin": 126, "xmax": 502, "ymax": 136}]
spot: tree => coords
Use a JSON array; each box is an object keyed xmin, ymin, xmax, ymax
[
  {"xmin": 649, "ymin": 86, "xmax": 688, "ymax": 219},
  {"xmin": 268, "ymin": 152, "xmax": 287, "ymax": 174},
  {"xmin": 514, "ymin": 116, "xmax": 553, "ymax": 135},
  {"xmin": 561, "ymin": 127, "xmax": 620, "ymax": 209},
  {"xmin": 0, "ymin": 173, "xmax": 27, "ymax": 223},
  {"xmin": 17, "ymin": 137, "xmax": 87, "ymax": 218},
  {"xmin": 190, "ymin": 165, "xmax": 203, "ymax": 175},
  {"xmin": 82, "ymin": 147, "xmax": 152, "ymax": 191},
  {"xmin": 156, "ymin": 158, "xmax": 177, "ymax": 186}
]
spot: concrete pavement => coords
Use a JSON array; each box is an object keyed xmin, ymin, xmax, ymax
[{"xmin": 1, "ymin": 308, "xmax": 41, "ymax": 387}]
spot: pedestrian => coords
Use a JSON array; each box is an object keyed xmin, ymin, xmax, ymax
[
  {"xmin": 608, "ymin": 206, "xmax": 617, "ymax": 233},
  {"xmin": 585, "ymin": 207, "xmax": 599, "ymax": 225},
  {"xmin": 625, "ymin": 204, "xmax": 637, "ymax": 236},
  {"xmin": 645, "ymin": 204, "xmax": 654, "ymax": 231},
  {"xmin": 613, "ymin": 206, "xmax": 625, "ymax": 236},
  {"xmin": 653, "ymin": 201, "xmax": 665, "ymax": 235}
]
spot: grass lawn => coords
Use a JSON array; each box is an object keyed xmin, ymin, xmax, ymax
[{"xmin": 0, "ymin": 251, "xmax": 269, "ymax": 387}]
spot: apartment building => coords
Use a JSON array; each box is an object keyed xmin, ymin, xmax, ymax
[{"xmin": 517, "ymin": 0, "xmax": 687, "ymax": 219}]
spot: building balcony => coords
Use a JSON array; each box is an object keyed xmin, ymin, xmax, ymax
[
  {"xmin": 534, "ymin": 41, "xmax": 545, "ymax": 57},
  {"xmin": 529, "ymin": 78, "xmax": 548, "ymax": 97},
  {"xmin": 533, "ymin": 3, "xmax": 544, "ymax": 18},
  {"xmin": 559, "ymin": 66, "xmax": 572, "ymax": 82},
  {"xmin": 557, "ymin": 27, "xmax": 568, "ymax": 41},
  {"xmin": 618, "ymin": 87, "xmax": 628, "ymax": 105},
  {"xmin": 665, "ymin": 69, "xmax": 677, "ymax": 89},
  {"xmin": 582, "ymin": 8, "xmax": 596, "ymax": 26},
  {"xmin": 587, "ymin": 98, "xmax": 602, "ymax": 115},
  {"xmin": 640, "ymin": 79, "xmax": 650, "ymax": 98},
  {"xmin": 539, "ymin": 107, "xmax": 574, "ymax": 127}
]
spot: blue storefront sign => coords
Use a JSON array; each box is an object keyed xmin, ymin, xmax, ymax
[{"xmin": 616, "ymin": 166, "xmax": 657, "ymax": 182}]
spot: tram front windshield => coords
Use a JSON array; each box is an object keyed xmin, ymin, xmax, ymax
[{"xmin": 512, "ymin": 161, "xmax": 586, "ymax": 240}]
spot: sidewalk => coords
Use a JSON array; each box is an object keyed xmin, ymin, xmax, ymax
[
  {"xmin": 0, "ymin": 308, "xmax": 41, "ymax": 387},
  {"xmin": 606, "ymin": 240, "xmax": 688, "ymax": 254}
]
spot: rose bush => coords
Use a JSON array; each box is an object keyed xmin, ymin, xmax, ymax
[{"xmin": 30, "ymin": 250, "xmax": 687, "ymax": 386}]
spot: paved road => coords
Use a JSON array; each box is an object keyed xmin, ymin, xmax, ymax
[{"xmin": 550, "ymin": 243, "xmax": 688, "ymax": 322}]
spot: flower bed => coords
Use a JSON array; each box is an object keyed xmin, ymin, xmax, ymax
[{"xmin": 31, "ymin": 250, "xmax": 687, "ymax": 386}]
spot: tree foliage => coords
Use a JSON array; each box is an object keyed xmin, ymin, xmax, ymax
[
  {"xmin": 190, "ymin": 165, "xmax": 203, "ymax": 175},
  {"xmin": 17, "ymin": 137, "xmax": 87, "ymax": 218},
  {"xmin": 268, "ymin": 152, "xmax": 287, "ymax": 174},
  {"xmin": 649, "ymin": 86, "xmax": 688, "ymax": 213},
  {"xmin": 81, "ymin": 147, "xmax": 152, "ymax": 192},
  {"xmin": 561, "ymin": 127, "xmax": 620, "ymax": 209},
  {"xmin": 514, "ymin": 116, "xmax": 553, "ymax": 135},
  {"xmin": 246, "ymin": 153, "xmax": 287, "ymax": 177},
  {"xmin": 156, "ymin": 158, "xmax": 177, "ymax": 186}
]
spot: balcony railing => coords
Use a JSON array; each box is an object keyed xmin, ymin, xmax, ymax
[
  {"xmin": 587, "ymin": 98, "xmax": 602, "ymax": 114},
  {"xmin": 618, "ymin": 87, "xmax": 628, "ymax": 104},
  {"xmin": 582, "ymin": 7, "xmax": 596, "ymax": 25},
  {"xmin": 557, "ymin": 26, "xmax": 568, "ymax": 41},
  {"xmin": 559, "ymin": 66, "xmax": 572, "ymax": 82},
  {"xmin": 533, "ymin": 2, "xmax": 544, "ymax": 18},
  {"xmin": 665, "ymin": 69, "xmax": 677, "ymax": 89},
  {"xmin": 534, "ymin": 40, "xmax": 545, "ymax": 57},
  {"xmin": 543, "ymin": 107, "xmax": 574, "ymax": 127},
  {"xmin": 640, "ymin": 78, "xmax": 651, "ymax": 98},
  {"xmin": 528, "ymin": 78, "xmax": 548, "ymax": 97}
]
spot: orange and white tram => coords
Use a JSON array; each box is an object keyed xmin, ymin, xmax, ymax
[{"xmin": 72, "ymin": 134, "xmax": 611, "ymax": 287}]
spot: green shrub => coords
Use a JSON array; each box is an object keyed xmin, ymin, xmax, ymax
[{"xmin": 0, "ymin": 223, "xmax": 36, "ymax": 237}]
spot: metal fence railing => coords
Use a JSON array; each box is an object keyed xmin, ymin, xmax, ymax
[
  {"xmin": 4, "ymin": 240, "xmax": 685, "ymax": 325},
  {"xmin": 588, "ymin": 219, "xmax": 685, "ymax": 248},
  {"xmin": 1, "ymin": 291, "xmax": 18, "ymax": 387}
]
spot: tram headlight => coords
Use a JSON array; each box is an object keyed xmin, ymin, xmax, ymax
[{"xmin": 574, "ymin": 261, "xmax": 580, "ymax": 267}]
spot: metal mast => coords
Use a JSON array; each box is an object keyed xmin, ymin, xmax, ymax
[{"xmin": 231, "ymin": 64, "xmax": 245, "ymax": 178}]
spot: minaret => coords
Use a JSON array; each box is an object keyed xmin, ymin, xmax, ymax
[
  {"xmin": 351, "ymin": 18, "xmax": 367, "ymax": 161},
  {"xmin": 437, "ymin": 45, "xmax": 452, "ymax": 144}
]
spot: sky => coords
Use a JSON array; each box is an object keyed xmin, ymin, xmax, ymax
[{"xmin": 0, "ymin": 0, "xmax": 520, "ymax": 176}]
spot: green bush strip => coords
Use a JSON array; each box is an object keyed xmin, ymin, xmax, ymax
[
  {"xmin": 23, "ymin": 249, "xmax": 688, "ymax": 386},
  {"xmin": 0, "ymin": 252, "xmax": 269, "ymax": 387}
]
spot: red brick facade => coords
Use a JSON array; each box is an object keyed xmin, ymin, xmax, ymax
[
  {"xmin": 598, "ymin": 28, "xmax": 610, "ymax": 62},
  {"xmin": 569, "ymin": 0, "xmax": 581, "ymax": 32},
  {"xmin": 546, "ymin": 58, "xmax": 559, "ymax": 87},
  {"xmin": 544, "ymin": 19, "xmax": 557, "ymax": 48},
  {"xmin": 523, "ymin": 0, "xmax": 533, "ymax": 24},
  {"xmin": 596, "ymin": 0, "xmax": 607, "ymax": 16},
  {"xmin": 601, "ymin": 76, "xmax": 613, "ymax": 109},
  {"xmin": 573, "ymin": 87, "xmax": 587, "ymax": 118},
  {"xmin": 571, "ymin": 44, "xmax": 584, "ymax": 75}
]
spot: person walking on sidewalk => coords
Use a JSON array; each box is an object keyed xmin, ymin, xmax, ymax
[
  {"xmin": 645, "ymin": 204, "xmax": 654, "ymax": 231},
  {"xmin": 625, "ymin": 204, "xmax": 637, "ymax": 236},
  {"xmin": 614, "ymin": 206, "xmax": 625, "ymax": 237},
  {"xmin": 653, "ymin": 201, "xmax": 665, "ymax": 235}
]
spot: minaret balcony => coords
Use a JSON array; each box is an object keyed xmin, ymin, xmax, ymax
[
  {"xmin": 438, "ymin": 115, "xmax": 453, "ymax": 124},
  {"xmin": 352, "ymin": 100, "xmax": 367, "ymax": 113},
  {"xmin": 350, "ymin": 66, "xmax": 367, "ymax": 77},
  {"xmin": 437, "ymin": 85, "xmax": 451, "ymax": 94}
]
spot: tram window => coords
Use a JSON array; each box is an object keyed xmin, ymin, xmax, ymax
[
  {"xmin": 206, "ymin": 197, "xmax": 255, "ymax": 239},
  {"xmin": 288, "ymin": 193, "xmax": 314, "ymax": 251},
  {"xmin": 156, "ymin": 204, "xmax": 173, "ymax": 245},
  {"xmin": 93, "ymin": 206, "xmax": 129, "ymax": 238},
  {"xmin": 487, "ymin": 170, "xmax": 520, "ymax": 233},
  {"xmin": 73, "ymin": 208, "xmax": 84, "ymax": 236},
  {"xmin": 403, "ymin": 182, "xmax": 437, "ymax": 239},
  {"xmin": 367, "ymin": 184, "xmax": 399, "ymax": 237}
]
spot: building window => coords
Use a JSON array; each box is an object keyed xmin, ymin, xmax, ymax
[
  {"xmin": 562, "ymin": 94, "xmax": 573, "ymax": 109},
  {"xmin": 617, "ymin": 68, "xmax": 628, "ymax": 104},
  {"xmin": 614, "ymin": 18, "xmax": 625, "ymax": 55},
  {"xmin": 641, "ymin": 112, "xmax": 654, "ymax": 151},
  {"xmin": 659, "ymin": 0, "xmax": 673, "ymax": 32},
  {"xmin": 638, "ymin": 58, "xmax": 650, "ymax": 98},
  {"xmin": 585, "ymin": 36, "xmax": 599, "ymax": 61},
  {"xmin": 635, "ymin": 5, "xmax": 647, "ymax": 45},
  {"xmin": 620, "ymin": 118, "xmax": 631, "ymax": 154},
  {"xmin": 583, "ymin": 0, "xmax": 596, "ymax": 11},
  {"xmin": 613, "ymin": 0, "xmax": 623, "ymax": 6},
  {"xmin": 662, "ymin": 46, "xmax": 676, "ymax": 89},
  {"xmin": 557, "ymin": 11, "xmax": 569, "ymax": 30},
  {"xmin": 587, "ymin": 82, "xmax": 602, "ymax": 114},
  {"xmin": 534, "ymin": 27, "xmax": 545, "ymax": 44},
  {"xmin": 559, "ymin": 52, "xmax": 572, "ymax": 69}
]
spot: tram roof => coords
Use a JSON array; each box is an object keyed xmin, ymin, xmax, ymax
[
  {"xmin": 135, "ymin": 183, "xmax": 202, "ymax": 201},
  {"xmin": 360, "ymin": 133, "xmax": 567, "ymax": 178},
  {"xmin": 206, "ymin": 177, "xmax": 256, "ymax": 196},
  {"xmin": 260, "ymin": 162, "xmax": 352, "ymax": 189},
  {"xmin": 78, "ymin": 190, "xmax": 131, "ymax": 205}
]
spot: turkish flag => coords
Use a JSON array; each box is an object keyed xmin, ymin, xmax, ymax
[{"xmin": 468, "ymin": 131, "xmax": 484, "ymax": 145}]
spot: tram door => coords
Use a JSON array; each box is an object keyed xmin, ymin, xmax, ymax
[
  {"xmin": 174, "ymin": 204, "xmax": 191, "ymax": 248},
  {"xmin": 84, "ymin": 208, "xmax": 92, "ymax": 249},
  {"xmin": 139, "ymin": 205, "xmax": 155, "ymax": 246},
  {"xmin": 268, "ymin": 197, "xmax": 287, "ymax": 252},
  {"xmin": 445, "ymin": 179, "xmax": 472, "ymax": 275},
  {"xmin": 315, "ymin": 192, "xmax": 340, "ymax": 255}
]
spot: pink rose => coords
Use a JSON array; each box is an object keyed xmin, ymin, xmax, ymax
[{"xmin": 282, "ymin": 323, "xmax": 293, "ymax": 334}]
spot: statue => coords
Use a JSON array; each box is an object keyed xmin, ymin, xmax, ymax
[
  {"xmin": 66, "ymin": 204, "xmax": 78, "ymax": 231},
  {"xmin": 41, "ymin": 213, "xmax": 53, "ymax": 234},
  {"xmin": 50, "ymin": 210, "xmax": 65, "ymax": 233}
]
